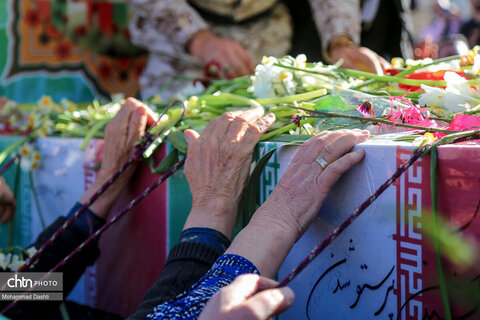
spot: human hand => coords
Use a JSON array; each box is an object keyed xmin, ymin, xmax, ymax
[
  {"xmin": 227, "ymin": 129, "xmax": 369, "ymax": 276},
  {"xmin": 0, "ymin": 177, "xmax": 16, "ymax": 224},
  {"xmin": 199, "ymin": 274, "xmax": 294, "ymax": 320},
  {"xmin": 330, "ymin": 44, "xmax": 390, "ymax": 75},
  {"xmin": 79, "ymin": 98, "xmax": 156, "ymax": 218},
  {"xmin": 189, "ymin": 30, "xmax": 255, "ymax": 78},
  {"xmin": 182, "ymin": 107, "xmax": 275, "ymax": 238},
  {"xmin": 259, "ymin": 129, "xmax": 369, "ymax": 240}
]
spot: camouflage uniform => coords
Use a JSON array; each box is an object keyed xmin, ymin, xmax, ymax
[{"xmin": 129, "ymin": 0, "xmax": 360, "ymax": 99}]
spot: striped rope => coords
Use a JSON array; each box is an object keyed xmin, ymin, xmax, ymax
[
  {"xmin": 278, "ymin": 132, "xmax": 480, "ymax": 287},
  {"xmin": 277, "ymin": 145, "xmax": 429, "ymax": 287},
  {"xmin": 0, "ymin": 153, "xmax": 20, "ymax": 176},
  {"xmin": 0, "ymin": 157, "xmax": 186, "ymax": 315}
]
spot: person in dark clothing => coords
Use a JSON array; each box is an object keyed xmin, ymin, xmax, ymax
[
  {"xmin": 1, "ymin": 99, "xmax": 277, "ymax": 320},
  {"xmin": 461, "ymin": 0, "xmax": 480, "ymax": 48}
]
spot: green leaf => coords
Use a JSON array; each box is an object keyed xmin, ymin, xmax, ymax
[
  {"xmin": 80, "ymin": 118, "xmax": 110, "ymax": 150},
  {"xmin": 0, "ymin": 135, "xmax": 32, "ymax": 168},
  {"xmin": 167, "ymin": 130, "xmax": 188, "ymax": 154},
  {"xmin": 147, "ymin": 149, "xmax": 179, "ymax": 174},
  {"xmin": 239, "ymin": 142, "xmax": 302, "ymax": 227},
  {"xmin": 312, "ymin": 96, "xmax": 350, "ymax": 111}
]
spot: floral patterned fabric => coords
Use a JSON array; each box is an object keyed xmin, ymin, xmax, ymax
[{"xmin": 129, "ymin": 0, "xmax": 360, "ymax": 99}]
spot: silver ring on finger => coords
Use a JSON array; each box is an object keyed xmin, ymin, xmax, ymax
[{"xmin": 315, "ymin": 155, "xmax": 329, "ymax": 170}]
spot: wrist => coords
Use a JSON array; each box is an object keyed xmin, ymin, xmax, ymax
[
  {"xmin": 79, "ymin": 180, "xmax": 122, "ymax": 219},
  {"xmin": 324, "ymin": 35, "xmax": 356, "ymax": 63},
  {"xmin": 184, "ymin": 198, "xmax": 238, "ymax": 239}
]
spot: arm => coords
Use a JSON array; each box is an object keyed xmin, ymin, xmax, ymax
[
  {"xmin": 129, "ymin": 0, "xmax": 208, "ymax": 54},
  {"xmin": 309, "ymin": 0, "xmax": 389, "ymax": 73},
  {"xmin": 129, "ymin": 0, "xmax": 254, "ymax": 77},
  {"xmin": 2, "ymin": 98, "xmax": 155, "ymax": 319},
  {"xmin": 131, "ymin": 107, "xmax": 275, "ymax": 319},
  {"xmin": 0, "ymin": 176, "xmax": 15, "ymax": 224},
  {"xmin": 146, "ymin": 129, "xmax": 369, "ymax": 319}
]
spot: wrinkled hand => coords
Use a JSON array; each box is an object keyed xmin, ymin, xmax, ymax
[
  {"xmin": 259, "ymin": 129, "xmax": 369, "ymax": 240},
  {"xmin": 0, "ymin": 177, "xmax": 16, "ymax": 224},
  {"xmin": 79, "ymin": 98, "xmax": 156, "ymax": 218},
  {"xmin": 189, "ymin": 30, "xmax": 255, "ymax": 78},
  {"xmin": 227, "ymin": 130, "xmax": 369, "ymax": 276},
  {"xmin": 183, "ymin": 107, "xmax": 275, "ymax": 238},
  {"xmin": 199, "ymin": 274, "xmax": 294, "ymax": 320},
  {"xmin": 331, "ymin": 45, "xmax": 390, "ymax": 75}
]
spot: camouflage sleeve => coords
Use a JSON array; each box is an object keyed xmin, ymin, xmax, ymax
[
  {"xmin": 308, "ymin": 0, "xmax": 362, "ymax": 48},
  {"xmin": 129, "ymin": 0, "xmax": 209, "ymax": 52}
]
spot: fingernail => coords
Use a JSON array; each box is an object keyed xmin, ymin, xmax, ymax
[
  {"xmin": 267, "ymin": 113, "xmax": 275, "ymax": 118},
  {"xmin": 282, "ymin": 287, "xmax": 295, "ymax": 305},
  {"xmin": 355, "ymin": 148, "xmax": 366, "ymax": 156}
]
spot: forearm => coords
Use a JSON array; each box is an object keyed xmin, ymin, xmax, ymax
[
  {"xmin": 128, "ymin": 241, "xmax": 224, "ymax": 320},
  {"xmin": 145, "ymin": 254, "xmax": 258, "ymax": 320},
  {"xmin": 225, "ymin": 207, "xmax": 297, "ymax": 278},
  {"xmin": 309, "ymin": 0, "xmax": 361, "ymax": 49},
  {"xmin": 129, "ymin": 0, "xmax": 208, "ymax": 51}
]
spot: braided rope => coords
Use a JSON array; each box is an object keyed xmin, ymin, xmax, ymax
[
  {"xmin": 0, "ymin": 153, "xmax": 20, "ymax": 176},
  {"xmin": 0, "ymin": 157, "xmax": 186, "ymax": 315},
  {"xmin": 278, "ymin": 132, "xmax": 480, "ymax": 287},
  {"xmin": 277, "ymin": 145, "xmax": 428, "ymax": 287},
  {"xmin": 17, "ymin": 100, "xmax": 185, "ymax": 273}
]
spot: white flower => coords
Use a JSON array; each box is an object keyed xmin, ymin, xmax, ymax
[
  {"xmin": 473, "ymin": 54, "xmax": 480, "ymax": 75},
  {"xmin": 8, "ymin": 254, "xmax": 24, "ymax": 271},
  {"xmin": 111, "ymin": 93, "xmax": 125, "ymax": 102},
  {"xmin": 261, "ymin": 56, "xmax": 277, "ymax": 67},
  {"xmin": 0, "ymin": 253, "xmax": 7, "ymax": 269},
  {"xmin": 419, "ymin": 72, "xmax": 480, "ymax": 112},
  {"xmin": 26, "ymin": 247, "xmax": 37, "ymax": 257},
  {"xmin": 252, "ymin": 64, "xmax": 280, "ymax": 99},
  {"xmin": 419, "ymin": 85, "xmax": 445, "ymax": 107},
  {"xmin": 174, "ymin": 82, "xmax": 205, "ymax": 100},
  {"xmin": 293, "ymin": 54, "xmax": 307, "ymax": 69}
]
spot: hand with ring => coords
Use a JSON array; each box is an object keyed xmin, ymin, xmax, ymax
[{"xmin": 226, "ymin": 129, "xmax": 369, "ymax": 276}]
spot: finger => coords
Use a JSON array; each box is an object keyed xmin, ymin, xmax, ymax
[
  {"xmin": 184, "ymin": 129, "xmax": 200, "ymax": 145},
  {"xmin": 355, "ymin": 53, "xmax": 382, "ymax": 75},
  {"xmin": 124, "ymin": 98, "xmax": 157, "ymax": 126},
  {"xmin": 127, "ymin": 106, "xmax": 148, "ymax": 147},
  {"xmin": 291, "ymin": 131, "xmax": 345, "ymax": 165},
  {"xmin": 378, "ymin": 55, "xmax": 391, "ymax": 71},
  {"xmin": 225, "ymin": 107, "xmax": 267, "ymax": 141},
  {"xmin": 227, "ymin": 50, "xmax": 251, "ymax": 77},
  {"xmin": 234, "ymin": 44, "xmax": 255, "ymax": 74},
  {"xmin": 223, "ymin": 274, "xmax": 278, "ymax": 300},
  {"xmin": 242, "ymin": 113, "xmax": 276, "ymax": 145},
  {"xmin": 236, "ymin": 286, "xmax": 295, "ymax": 319},
  {"xmin": 1, "ymin": 205, "xmax": 14, "ymax": 224},
  {"xmin": 316, "ymin": 148, "xmax": 366, "ymax": 190},
  {"xmin": 315, "ymin": 130, "xmax": 369, "ymax": 169}
]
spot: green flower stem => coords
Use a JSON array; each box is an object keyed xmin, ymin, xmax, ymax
[
  {"xmin": 29, "ymin": 171, "xmax": 46, "ymax": 230},
  {"xmin": 256, "ymin": 89, "xmax": 327, "ymax": 105},
  {"xmin": 299, "ymin": 108, "xmax": 458, "ymax": 134},
  {"xmin": 260, "ymin": 118, "xmax": 316, "ymax": 141},
  {"xmin": 0, "ymin": 134, "xmax": 34, "ymax": 168},
  {"xmin": 430, "ymin": 147, "xmax": 452, "ymax": 320},
  {"xmin": 350, "ymin": 79, "xmax": 377, "ymax": 90}
]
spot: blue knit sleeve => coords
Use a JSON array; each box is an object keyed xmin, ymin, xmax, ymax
[
  {"xmin": 147, "ymin": 254, "xmax": 259, "ymax": 320},
  {"xmin": 66, "ymin": 202, "xmax": 106, "ymax": 235}
]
